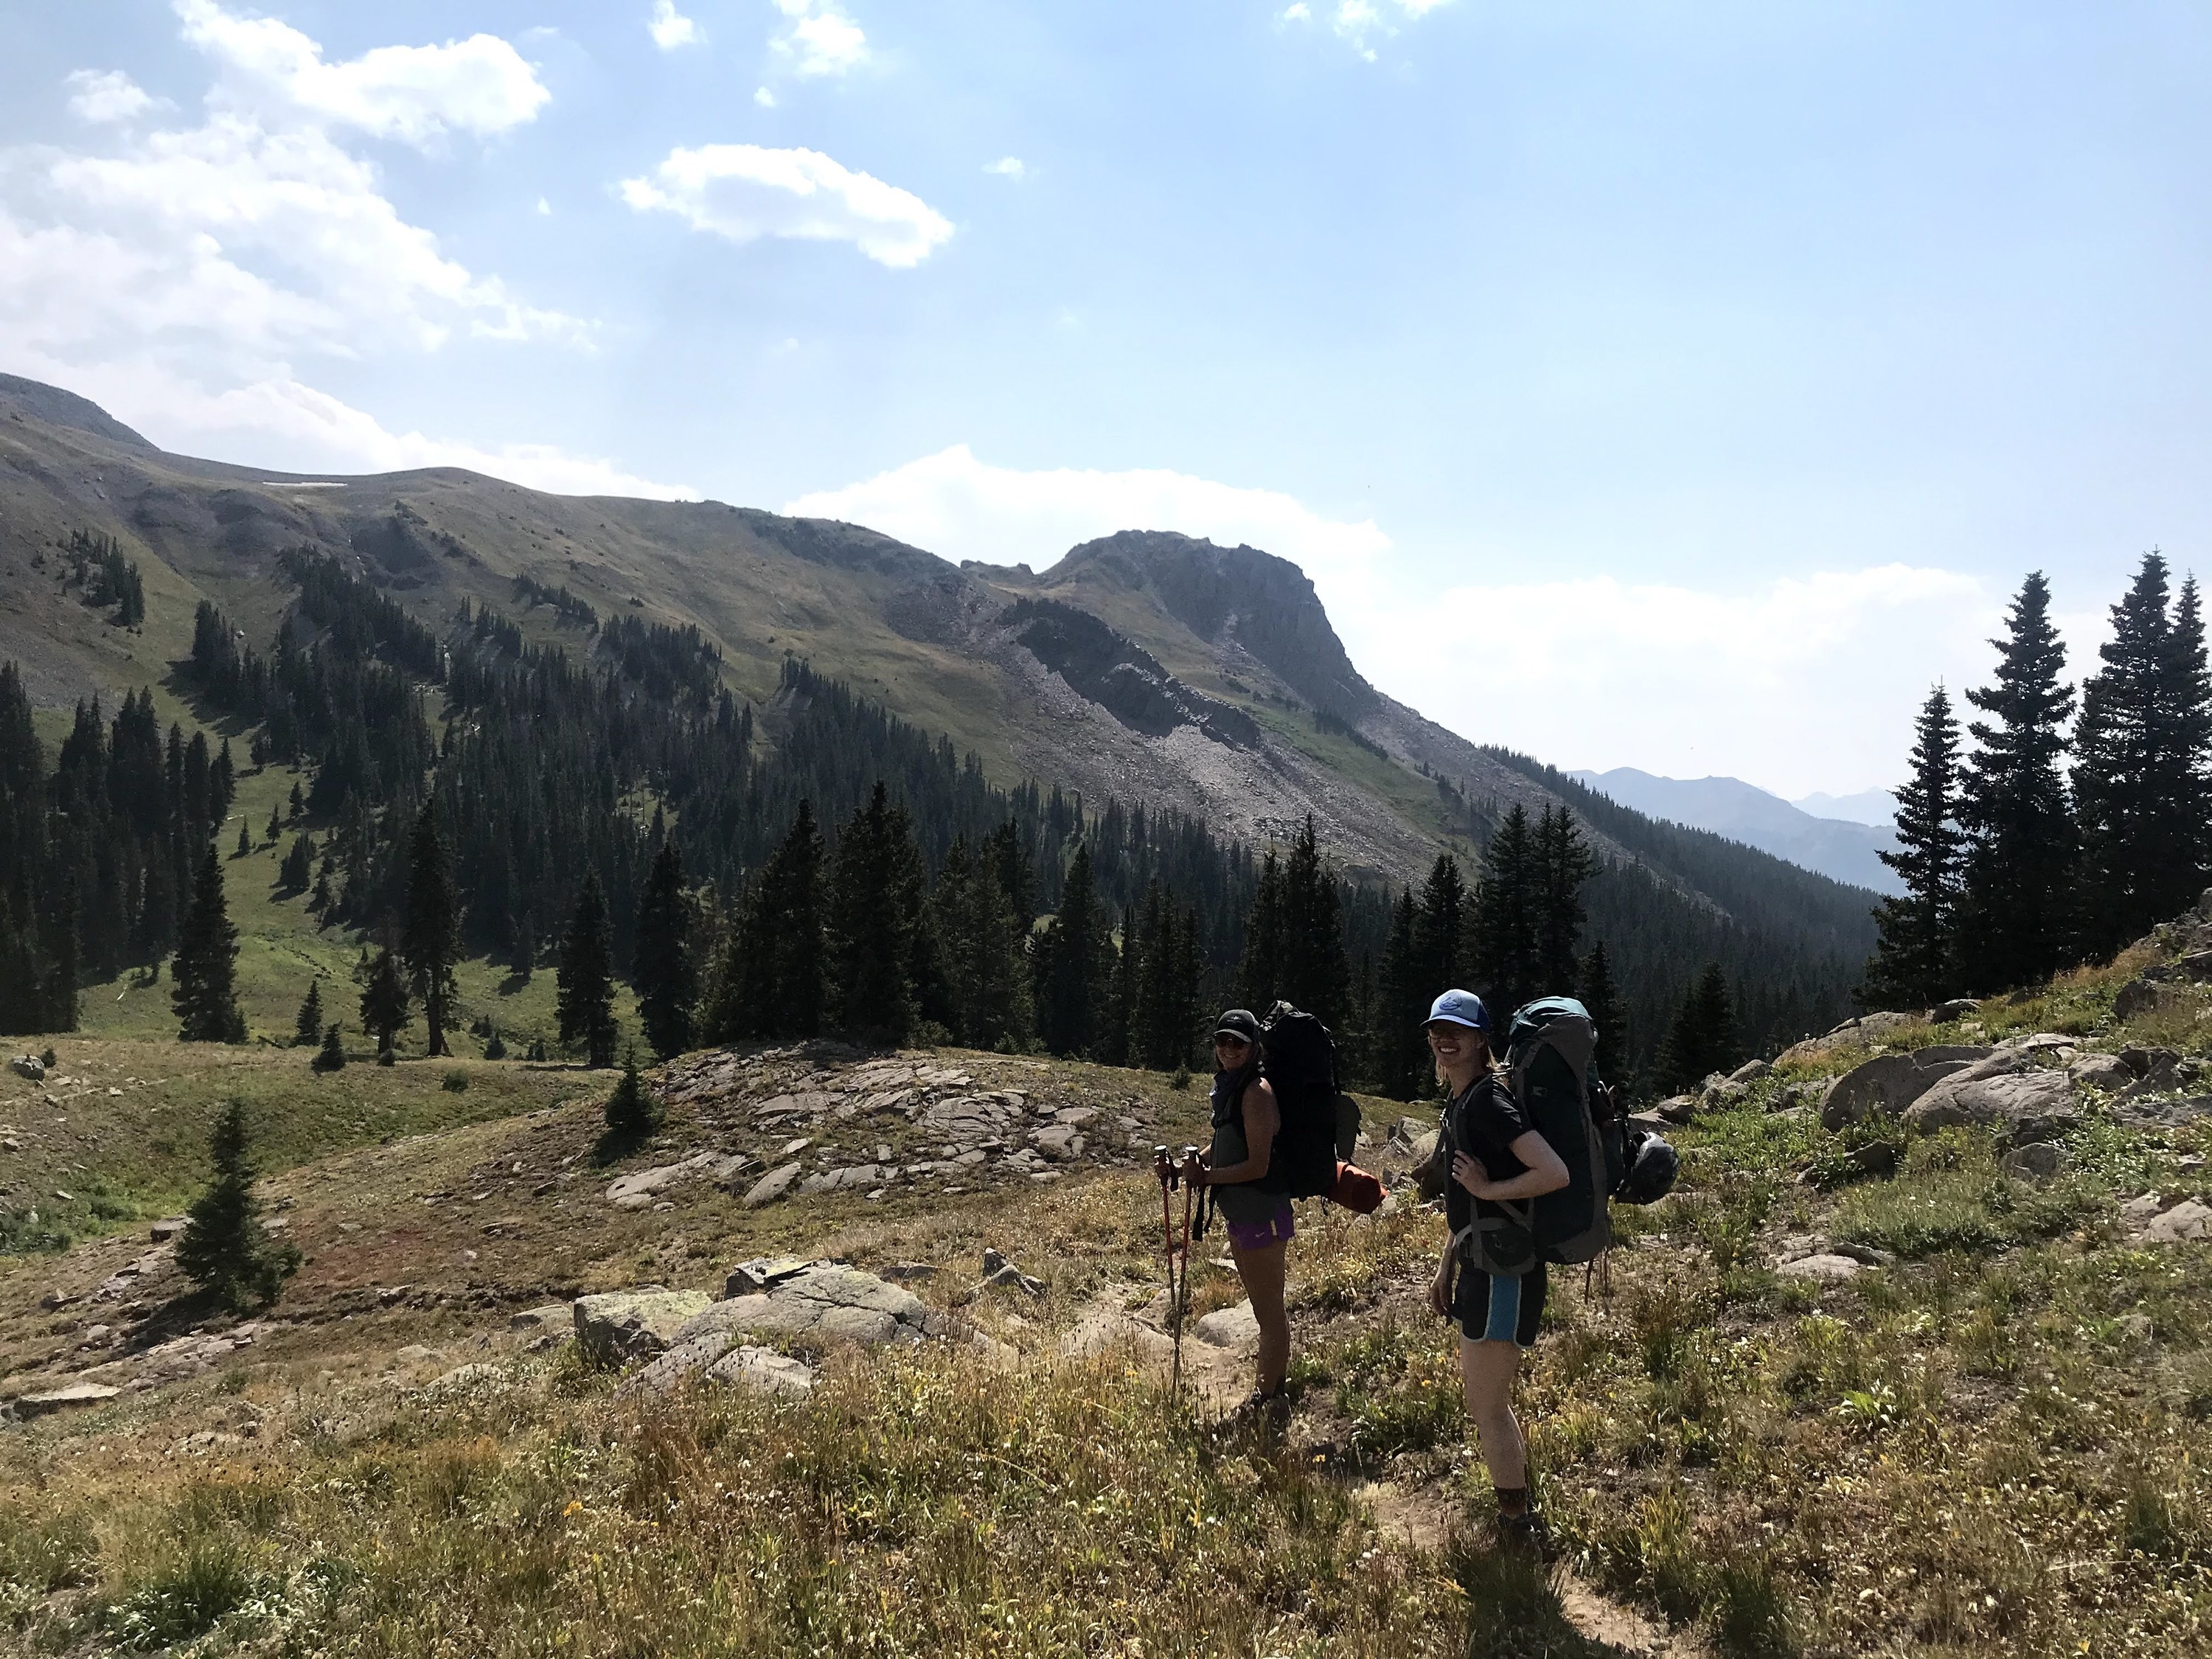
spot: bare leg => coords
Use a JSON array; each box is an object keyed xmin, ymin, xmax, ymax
[
  {"xmin": 1458, "ymin": 1335, "xmax": 1527, "ymax": 1489},
  {"xmin": 1231, "ymin": 1237, "xmax": 1291, "ymax": 1392}
]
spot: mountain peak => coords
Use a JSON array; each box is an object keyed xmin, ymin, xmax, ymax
[{"xmin": 0, "ymin": 374, "xmax": 155, "ymax": 451}]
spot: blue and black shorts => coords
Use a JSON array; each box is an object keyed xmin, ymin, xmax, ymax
[{"xmin": 1453, "ymin": 1260, "xmax": 1548, "ymax": 1349}]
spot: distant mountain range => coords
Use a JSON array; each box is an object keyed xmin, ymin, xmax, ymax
[
  {"xmin": 1792, "ymin": 787, "xmax": 1901, "ymax": 828},
  {"xmin": 1569, "ymin": 768, "xmax": 1902, "ymax": 894}
]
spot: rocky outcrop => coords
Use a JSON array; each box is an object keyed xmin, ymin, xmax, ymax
[
  {"xmin": 1904, "ymin": 1067, "xmax": 2077, "ymax": 1144},
  {"xmin": 1818, "ymin": 1049, "xmax": 1992, "ymax": 1131},
  {"xmin": 605, "ymin": 1151, "xmax": 751, "ymax": 1210},
  {"xmin": 573, "ymin": 1289, "xmax": 714, "ymax": 1366}
]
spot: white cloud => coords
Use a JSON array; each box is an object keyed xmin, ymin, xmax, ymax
[
  {"xmin": 770, "ymin": 0, "xmax": 866, "ymax": 78},
  {"xmin": 174, "ymin": 0, "xmax": 549, "ymax": 147},
  {"xmin": 648, "ymin": 1, "xmax": 703, "ymax": 51},
  {"xmin": 66, "ymin": 70, "xmax": 161, "ymax": 124},
  {"xmin": 1321, "ymin": 0, "xmax": 1453, "ymax": 59},
  {"xmin": 983, "ymin": 156, "xmax": 1026, "ymax": 180},
  {"xmin": 621, "ymin": 144, "xmax": 952, "ymax": 268},
  {"xmin": 754, "ymin": 86, "xmax": 778, "ymax": 108},
  {"xmin": 783, "ymin": 445, "xmax": 1389, "ymax": 582}
]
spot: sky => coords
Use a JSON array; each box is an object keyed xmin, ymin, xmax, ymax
[{"xmin": 4, "ymin": 1, "xmax": 2210, "ymax": 799}]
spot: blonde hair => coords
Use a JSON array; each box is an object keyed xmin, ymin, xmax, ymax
[{"xmin": 1431, "ymin": 1028, "xmax": 1498, "ymax": 1091}]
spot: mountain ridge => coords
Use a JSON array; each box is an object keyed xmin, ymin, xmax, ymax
[{"xmin": 1569, "ymin": 765, "xmax": 1902, "ymax": 894}]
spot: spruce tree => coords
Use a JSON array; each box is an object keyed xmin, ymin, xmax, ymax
[
  {"xmin": 1577, "ymin": 941, "xmax": 1627, "ymax": 1089},
  {"xmin": 1371, "ymin": 886, "xmax": 1426, "ymax": 1099},
  {"xmin": 175, "ymin": 1098, "xmax": 300, "ymax": 1310},
  {"xmin": 294, "ymin": 978, "xmax": 324, "ymax": 1047},
  {"xmin": 1099, "ymin": 903, "xmax": 1137, "ymax": 1067},
  {"xmin": 1656, "ymin": 962, "xmax": 1740, "ymax": 1093},
  {"xmin": 605, "ymin": 1046, "xmax": 659, "ymax": 1141},
  {"xmin": 2074, "ymin": 554, "xmax": 2212, "ymax": 953},
  {"xmin": 714, "ymin": 801, "xmax": 826, "ymax": 1042},
  {"xmin": 825, "ymin": 784, "xmax": 921, "ymax": 1046},
  {"xmin": 557, "ymin": 872, "xmax": 620, "ymax": 1067},
  {"xmin": 1863, "ymin": 685, "xmax": 1964, "ymax": 1009},
  {"xmin": 400, "ymin": 802, "xmax": 460, "ymax": 1057},
  {"xmin": 235, "ymin": 822, "xmax": 251, "ymax": 860},
  {"xmin": 171, "ymin": 844, "xmax": 244, "ymax": 1043},
  {"xmin": 278, "ymin": 832, "xmax": 313, "ymax": 893},
  {"xmin": 1473, "ymin": 806, "xmax": 1538, "ymax": 1015},
  {"xmin": 1533, "ymin": 807, "xmax": 1599, "ymax": 995},
  {"xmin": 1275, "ymin": 816, "xmax": 1350, "ymax": 1026},
  {"xmin": 356, "ymin": 947, "xmax": 411, "ymax": 1054},
  {"xmin": 313, "ymin": 1021, "xmax": 346, "ymax": 1071},
  {"xmin": 633, "ymin": 839, "xmax": 698, "ymax": 1060},
  {"xmin": 1237, "ymin": 850, "xmax": 1284, "ymax": 1012},
  {"xmin": 2168, "ymin": 577, "xmax": 2212, "ymax": 897},
  {"xmin": 1412, "ymin": 854, "xmax": 1469, "ymax": 1001},
  {"xmin": 1037, "ymin": 843, "xmax": 1106, "ymax": 1057},
  {"xmin": 1955, "ymin": 573, "xmax": 2079, "ymax": 992}
]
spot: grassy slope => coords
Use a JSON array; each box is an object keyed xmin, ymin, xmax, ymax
[{"xmin": 0, "ymin": 942, "xmax": 2205, "ymax": 1653}]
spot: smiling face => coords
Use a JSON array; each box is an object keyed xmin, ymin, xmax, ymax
[
  {"xmin": 1426, "ymin": 1020, "xmax": 1488, "ymax": 1077},
  {"xmin": 1213, "ymin": 1032, "xmax": 1252, "ymax": 1068}
]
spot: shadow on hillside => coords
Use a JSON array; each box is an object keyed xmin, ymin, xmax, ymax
[{"xmin": 1450, "ymin": 1540, "xmax": 1644, "ymax": 1659}]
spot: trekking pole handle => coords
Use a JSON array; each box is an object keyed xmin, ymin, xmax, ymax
[{"xmin": 1153, "ymin": 1144, "xmax": 1177, "ymax": 1189}]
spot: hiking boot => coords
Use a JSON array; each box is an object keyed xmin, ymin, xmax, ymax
[
  {"xmin": 1496, "ymin": 1509, "xmax": 1552, "ymax": 1560},
  {"xmin": 1231, "ymin": 1384, "xmax": 1290, "ymax": 1425}
]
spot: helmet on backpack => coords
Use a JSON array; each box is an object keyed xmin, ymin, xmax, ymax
[{"xmin": 1618, "ymin": 1127, "xmax": 1680, "ymax": 1206}]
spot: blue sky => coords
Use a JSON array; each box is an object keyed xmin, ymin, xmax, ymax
[{"xmin": 4, "ymin": 1, "xmax": 2208, "ymax": 798}]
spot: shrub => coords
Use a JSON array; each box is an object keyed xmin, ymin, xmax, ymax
[
  {"xmin": 442, "ymin": 1068, "xmax": 470, "ymax": 1093},
  {"xmin": 105, "ymin": 1539, "xmax": 255, "ymax": 1649},
  {"xmin": 483, "ymin": 1028, "xmax": 507, "ymax": 1061}
]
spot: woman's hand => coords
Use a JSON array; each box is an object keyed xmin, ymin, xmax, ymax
[
  {"xmin": 1429, "ymin": 1265, "xmax": 1453, "ymax": 1319},
  {"xmin": 1451, "ymin": 1151, "xmax": 1495, "ymax": 1200}
]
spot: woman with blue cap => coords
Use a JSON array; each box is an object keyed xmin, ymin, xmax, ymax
[{"xmin": 1422, "ymin": 988, "xmax": 1571, "ymax": 1553}]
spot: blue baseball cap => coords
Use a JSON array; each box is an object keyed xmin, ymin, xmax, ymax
[{"xmin": 1425, "ymin": 990, "xmax": 1489, "ymax": 1032}]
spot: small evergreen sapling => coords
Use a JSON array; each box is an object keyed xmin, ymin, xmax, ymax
[
  {"xmin": 313, "ymin": 1022, "xmax": 345, "ymax": 1072},
  {"xmin": 294, "ymin": 978, "xmax": 324, "ymax": 1047},
  {"xmin": 604, "ymin": 1046, "xmax": 659, "ymax": 1140},
  {"xmin": 176, "ymin": 1098, "xmax": 300, "ymax": 1310},
  {"xmin": 234, "ymin": 823, "xmax": 251, "ymax": 860}
]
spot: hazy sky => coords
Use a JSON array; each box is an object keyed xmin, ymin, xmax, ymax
[{"xmin": 4, "ymin": 1, "xmax": 2208, "ymax": 797}]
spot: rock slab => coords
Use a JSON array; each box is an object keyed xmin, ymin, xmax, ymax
[{"xmin": 574, "ymin": 1289, "xmax": 714, "ymax": 1366}]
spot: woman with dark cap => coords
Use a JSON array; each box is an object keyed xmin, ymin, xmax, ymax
[
  {"xmin": 1181, "ymin": 1007, "xmax": 1293, "ymax": 1412},
  {"xmin": 1422, "ymin": 989, "xmax": 1571, "ymax": 1551}
]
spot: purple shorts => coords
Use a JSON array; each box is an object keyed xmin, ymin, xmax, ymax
[{"xmin": 1225, "ymin": 1198, "xmax": 1295, "ymax": 1253}]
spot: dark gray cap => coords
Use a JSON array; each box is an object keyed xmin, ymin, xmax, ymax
[{"xmin": 1213, "ymin": 1009, "xmax": 1262, "ymax": 1044}]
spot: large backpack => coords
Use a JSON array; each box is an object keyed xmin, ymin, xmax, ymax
[
  {"xmin": 1253, "ymin": 1001, "xmax": 1342, "ymax": 1198},
  {"xmin": 1500, "ymin": 996, "xmax": 1614, "ymax": 1265}
]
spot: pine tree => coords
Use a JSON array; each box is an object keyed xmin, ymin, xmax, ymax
[
  {"xmin": 1237, "ymin": 850, "xmax": 1284, "ymax": 1012},
  {"xmin": 1577, "ymin": 941, "xmax": 1627, "ymax": 1089},
  {"xmin": 171, "ymin": 844, "xmax": 244, "ymax": 1043},
  {"xmin": 265, "ymin": 801, "xmax": 282, "ymax": 844},
  {"xmin": 400, "ymin": 802, "xmax": 460, "ymax": 1057},
  {"xmin": 2168, "ymin": 577, "xmax": 2212, "ymax": 898},
  {"xmin": 1098, "ymin": 904, "xmax": 1136, "ymax": 1067},
  {"xmin": 604, "ymin": 1046, "xmax": 660, "ymax": 1141},
  {"xmin": 175, "ymin": 1098, "xmax": 300, "ymax": 1310},
  {"xmin": 1955, "ymin": 573, "xmax": 2079, "ymax": 992},
  {"xmin": 1863, "ymin": 685, "xmax": 1965, "ymax": 1009},
  {"xmin": 930, "ymin": 836, "xmax": 1032, "ymax": 1051},
  {"xmin": 1656, "ymin": 962, "xmax": 1739, "ymax": 1093},
  {"xmin": 1371, "ymin": 886, "xmax": 1427, "ymax": 1099},
  {"xmin": 357, "ymin": 947, "xmax": 411, "ymax": 1054},
  {"xmin": 633, "ymin": 839, "xmax": 698, "ymax": 1060},
  {"xmin": 1533, "ymin": 807, "xmax": 1599, "ymax": 994},
  {"xmin": 294, "ymin": 978, "xmax": 324, "ymax": 1047},
  {"xmin": 713, "ymin": 801, "xmax": 826, "ymax": 1042},
  {"xmin": 2074, "ymin": 554, "xmax": 2212, "ymax": 954},
  {"xmin": 235, "ymin": 822, "xmax": 251, "ymax": 859},
  {"xmin": 1413, "ymin": 854, "xmax": 1469, "ymax": 1002},
  {"xmin": 825, "ymin": 784, "xmax": 922, "ymax": 1046},
  {"xmin": 1473, "ymin": 807, "xmax": 1538, "ymax": 1015},
  {"xmin": 278, "ymin": 832, "xmax": 313, "ymax": 893},
  {"xmin": 313, "ymin": 1021, "xmax": 346, "ymax": 1071},
  {"xmin": 1275, "ymin": 816, "xmax": 1350, "ymax": 1026},
  {"xmin": 1037, "ymin": 843, "xmax": 1106, "ymax": 1057},
  {"xmin": 557, "ymin": 873, "xmax": 619, "ymax": 1067}
]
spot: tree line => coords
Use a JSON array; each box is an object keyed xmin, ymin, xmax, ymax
[{"xmin": 1865, "ymin": 554, "xmax": 2212, "ymax": 1006}]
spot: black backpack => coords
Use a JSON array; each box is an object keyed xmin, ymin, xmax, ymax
[{"xmin": 1254, "ymin": 1001, "xmax": 1341, "ymax": 1198}]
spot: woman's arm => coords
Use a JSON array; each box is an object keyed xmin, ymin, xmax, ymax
[
  {"xmin": 1451, "ymin": 1130, "xmax": 1571, "ymax": 1203},
  {"xmin": 1196, "ymin": 1078, "xmax": 1281, "ymax": 1186}
]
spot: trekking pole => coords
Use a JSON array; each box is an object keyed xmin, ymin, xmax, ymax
[
  {"xmin": 1154, "ymin": 1145, "xmax": 1182, "ymax": 1391},
  {"xmin": 1171, "ymin": 1144, "xmax": 1199, "ymax": 1396}
]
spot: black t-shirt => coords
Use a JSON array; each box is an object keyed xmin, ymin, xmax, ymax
[{"xmin": 1443, "ymin": 1073, "xmax": 1531, "ymax": 1239}]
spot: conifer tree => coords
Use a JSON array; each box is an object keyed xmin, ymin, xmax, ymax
[
  {"xmin": 825, "ymin": 783, "xmax": 920, "ymax": 1046},
  {"xmin": 1533, "ymin": 807, "xmax": 1599, "ymax": 994},
  {"xmin": 633, "ymin": 838, "xmax": 698, "ymax": 1060},
  {"xmin": 279, "ymin": 832, "xmax": 313, "ymax": 893},
  {"xmin": 1099, "ymin": 903, "xmax": 1137, "ymax": 1067},
  {"xmin": 1237, "ymin": 850, "xmax": 1284, "ymax": 1012},
  {"xmin": 1413, "ymin": 853, "xmax": 1469, "ymax": 999},
  {"xmin": 357, "ymin": 947, "xmax": 411, "ymax": 1054},
  {"xmin": 265, "ymin": 801, "xmax": 282, "ymax": 844},
  {"xmin": 313, "ymin": 1022, "xmax": 346, "ymax": 1071},
  {"xmin": 928, "ymin": 836, "xmax": 1032, "ymax": 1051},
  {"xmin": 713, "ymin": 801, "xmax": 826, "ymax": 1042},
  {"xmin": 171, "ymin": 844, "xmax": 244, "ymax": 1043},
  {"xmin": 1274, "ymin": 816, "xmax": 1350, "ymax": 1026},
  {"xmin": 400, "ymin": 803, "xmax": 460, "ymax": 1057},
  {"xmin": 2074, "ymin": 554, "xmax": 2212, "ymax": 953},
  {"xmin": 1037, "ymin": 843, "xmax": 1106, "ymax": 1057},
  {"xmin": 557, "ymin": 872, "xmax": 619, "ymax": 1067},
  {"xmin": 1656, "ymin": 962, "xmax": 1739, "ymax": 1093},
  {"xmin": 1577, "ymin": 941, "xmax": 1627, "ymax": 1088},
  {"xmin": 175, "ymin": 1098, "xmax": 299, "ymax": 1310},
  {"xmin": 1371, "ymin": 886, "xmax": 1427, "ymax": 1099},
  {"xmin": 1863, "ymin": 685, "xmax": 1964, "ymax": 1009},
  {"xmin": 1955, "ymin": 573, "xmax": 2079, "ymax": 992},
  {"xmin": 2168, "ymin": 576, "xmax": 2212, "ymax": 893},
  {"xmin": 605, "ymin": 1046, "xmax": 659, "ymax": 1141},
  {"xmin": 1473, "ymin": 807, "xmax": 1538, "ymax": 1015},
  {"xmin": 294, "ymin": 978, "xmax": 324, "ymax": 1047},
  {"xmin": 235, "ymin": 822, "xmax": 251, "ymax": 860}
]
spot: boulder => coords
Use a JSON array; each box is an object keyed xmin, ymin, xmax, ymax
[
  {"xmin": 508, "ymin": 1303, "xmax": 570, "ymax": 1332},
  {"xmin": 2115, "ymin": 980, "xmax": 2171, "ymax": 1022},
  {"xmin": 1726, "ymin": 1058, "xmax": 1772, "ymax": 1085},
  {"xmin": 2070, "ymin": 1054, "xmax": 2133, "ymax": 1092},
  {"xmin": 1905, "ymin": 1068, "xmax": 2077, "ymax": 1142},
  {"xmin": 605, "ymin": 1151, "xmax": 748, "ymax": 1210},
  {"xmin": 13, "ymin": 1381, "xmax": 118, "ymax": 1416},
  {"xmin": 1775, "ymin": 1254, "xmax": 1863, "ymax": 1284},
  {"xmin": 2119, "ymin": 1046, "xmax": 2180, "ymax": 1080},
  {"xmin": 2138, "ymin": 1198, "xmax": 2212, "ymax": 1245},
  {"xmin": 679, "ymin": 1263, "xmax": 962, "ymax": 1352},
  {"xmin": 149, "ymin": 1217, "xmax": 187, "ymax": 1242},
  {"xmin": 979, "ymin": 1247, "xmax": 1046, "ymax": 1298},
  {"xmin": 1194, "ymin": 1301, "xmax": 1262, "ymax": 1348},
  {"xmin": 742, "ymin": 1161, "xmax": 805, "ymax": 1209},
  {"xmin": 2003, "ymin": 1142, "xmax": 2066, "ymax": 1181},
  {"xmin": 574, "ymin": 1289, "xmax": 714, "ymax": 1366},
  {"xmin": 725, "ymin": 1256, "xmax": 811, "ymax": 1296},
  {"xmin": 1930, "ymin": 998, "xmax": 1979, "ymax": 1023},
  {"xmin": 2115, "ymin": 1096, "xmax": 2212, "ymax": 1131},
  {"xmin": 9, "ymin": 1055, "xmax": 44, "ymax": 1082},
  {"xmin": 706, "ymin": 1345, "xmax": 815, "ymax": 1397},
  {"xmin": 1656, "ymin": 1095, "xmax": 1698, "ymax": 1125},
  {"xmin": 1819, "ymin": 1051, "xmax": 1988, "ymax": 1131}
]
